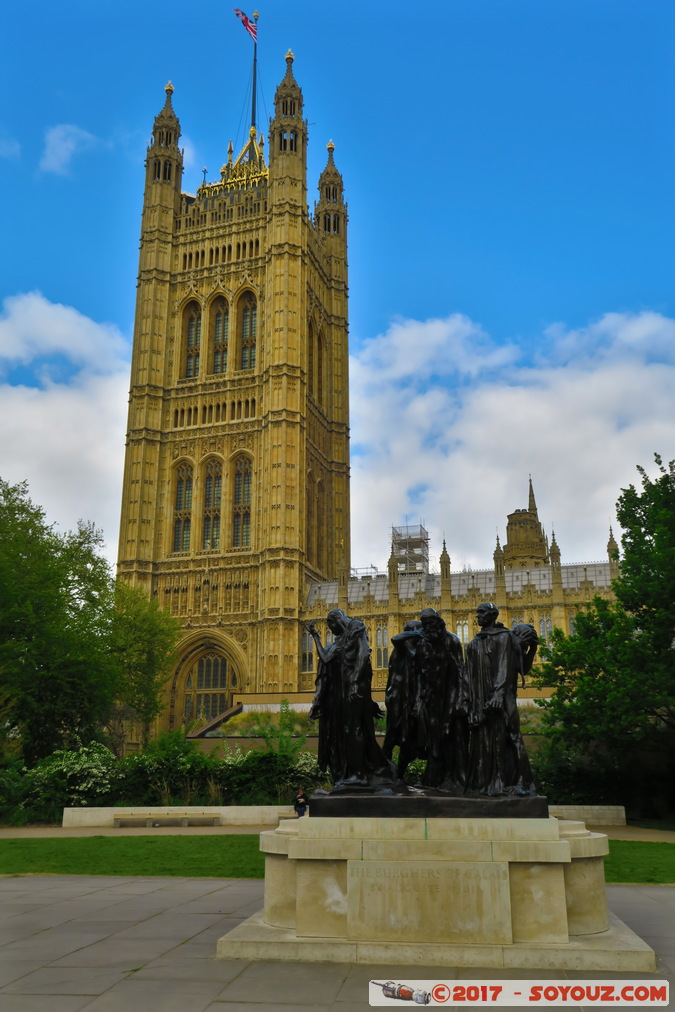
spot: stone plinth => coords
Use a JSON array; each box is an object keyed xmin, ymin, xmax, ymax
[
  {"xmin": 308, "ymin": 793, "xmax": 549, "ymax": 819},
  {"xmin": 216, "ymin": 816, "xmax": 656, "ymax": 971}
]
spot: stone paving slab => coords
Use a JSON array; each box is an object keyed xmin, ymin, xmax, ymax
[{"xmin": 0, "ymin": 876, "xmax": 670, "ymax": 1011}]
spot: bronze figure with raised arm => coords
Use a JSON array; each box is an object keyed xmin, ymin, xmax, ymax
[{"xmin": 306, "ymin": 610, "xmax": 398, "ymax": 793}]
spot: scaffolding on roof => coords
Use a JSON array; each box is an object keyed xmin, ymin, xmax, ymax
[{"xmin": 391, "ymin": 523, "xmax": 430, "ymax": 574}]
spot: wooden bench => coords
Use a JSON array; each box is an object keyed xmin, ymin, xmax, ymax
[{"xmin": 112, "ymin": 811, "xmax": 220, "ymax": 828}]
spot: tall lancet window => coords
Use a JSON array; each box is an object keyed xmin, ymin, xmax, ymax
[
  {"xmin": 202, "ymin": 458, "xmax": 222, "ymax": 550},
  {"xmin": 184, "ymin": 301, "xmax": 201, "ymax": 378},
  {"xmin": 212, "ymin": 298, "xmax": 229, "ymax": 374},
  {"xmin": 173, "ymin": 462, "xmax": 193, "ymax": 552},
  {"xmin": 232, "ymin": 455, "xmax": 252, "ymax": 547},
  {"xmin": 307, "ymin": 322, "xmax": 315, "ymax": 399},
  {"xmin": 240, "ymin": 293, "xmax": 257, "ymax": 370}
]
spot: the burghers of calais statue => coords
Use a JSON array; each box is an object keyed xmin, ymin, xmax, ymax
[
  {"xmin": 306, "ymin": 610, "xmax": 398, "ymax": 793},
  {"xmin": 465, "ymin": 602, "xmax": 539, "ymax": 797},
  {"xmin": 382, "ymin": 619, "xmax": 424, "ymax": 778},
  {"xmin": 413, "ymin": 608, "xmax": 469, "ymax": 793}
]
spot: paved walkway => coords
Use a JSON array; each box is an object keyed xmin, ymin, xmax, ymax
[
  {"xmin": 0, "ymin": 876, "xmax": 671, "ymax": 1011},
  {"xmin": 0, "ymin": 823, "xmax": 672, "ymax": 1009},
  {"xmin": 1, "ymin": 822, "xmax": 674, "ymax": 841}
]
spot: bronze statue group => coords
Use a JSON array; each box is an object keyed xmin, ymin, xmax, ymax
[{"xmin": 305, "ymin": 603, "xmax": 539, "ymax": 798}]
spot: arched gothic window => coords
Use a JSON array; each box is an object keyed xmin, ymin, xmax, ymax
[
  {"xmin": 376, "ymin": 626, "xmax": 389, "ymax": 669},
  {"xmin": 456, "ymin": 620, "xmax": 469, "ymax": 644},
  {"xmin": 240, "ymin": 293, "xmax": 257, "ymax": 370},
  {"xmin": 307, "ymin": 322, "xmax": 315, "ymax": 398},
  {"xmin": 173, "ymin": 462, "xmax": 193, "ymax": 552},
  {"xmin": 212, "ymin": 297, "xmax": 229, "ymax": 374},
  {"xmin": 202, "ymin": 458, "xmax": 222, "ymax": 550},
  {"xmin": 232, "ymin": 456, "xmax": 252, "ymax": 547},
  {"xmin": 183, "ymin": 652, "xmax": 238, "ymax": 722},
  {"xmin": 317, "ymin": 332, "xmax": 324, "ymax": 409},
  {"xmin": 183, "ymin": 301, "xmax": 201, "ymax": 378},
  {"xmin": 301, "ymin": 632, "xmax": 313, "ymax": 673},
  {"xmin": 305, "ymin": 475, "xmax": 316, "ymax": 567}
]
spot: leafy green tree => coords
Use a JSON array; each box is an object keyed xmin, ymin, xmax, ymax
[
  {"xmin": 613, "ymin": 453, "xmax": 675, "ymax": 707},
  {"xmin": 0, "ymin": 480, "xmax": 180, "ymax": 762},
  {"xmin": 533, "ymin": 456, "xmax": 675, "ymax": 808},
  {"xmin": 0, "ymin": 480, "xmax": 117, "ymax": 762},
  {"xmin": 108, "ymin": 582, "xmax": 181, "ymax": 749},
  {"xmin": 535, "ymin": 598, "xmax": 661, "ymax": 751}
]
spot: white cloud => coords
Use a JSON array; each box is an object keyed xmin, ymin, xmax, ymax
[
  {"xmin": 0, "ymin": 293, "xmax": 130, "ymax": 565},
  {"xmin": 0, "ymin": 292, "xmax": 129, "ymax": 375},
  {"xmin": 39, "ymin": 124, "xmax": 98, "ymax": 175},
  {"xmin": 350, "ymin": 310, "xmax": 675, "ymax": 573},
  {"xmin": 0, "ymin": 137, "xmax": 20, "ymax": 159},
  {"xmin": 180, "ymin": 135, "xmax": 197, "ymax": 170},
  {"xmin": 2, "ymin": 292, "xmax": 673, "ymax": 580}
]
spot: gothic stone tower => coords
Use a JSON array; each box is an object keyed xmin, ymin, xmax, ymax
[{"xmin": 117, "ymin": 54, "xmax": 350, "ymax": 731}]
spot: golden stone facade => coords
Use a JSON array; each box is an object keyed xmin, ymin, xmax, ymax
[
  {"xmin": 118, "ymin": 59, "xmax": 617, "ymax": 733},
  {"xmin": 304, "ymin": 489, "xmax": 619, "ymax": 703},
  {"xmin": 118, "ymin": 56, "xmax": 350, "ymax": 733}
]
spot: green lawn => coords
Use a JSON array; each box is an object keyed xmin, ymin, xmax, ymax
[
  {"xmin": 0, "ymin": 836, "xmax": 672, "ymax": 884},
  {"xmin": 605, "ymin": 840, "xmax": 675, "ymax": 884},
  {"xmin": 0, "ymin": 835, "xmax": 265, "ymax": 878}
]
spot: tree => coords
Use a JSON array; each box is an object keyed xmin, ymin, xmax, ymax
[
  {"xmin": 534, "ymin": 598, "xmax": 663, "ymax": 752},
  {"xmin": 614, "ymin": 455, "xmax": 675, "ymax": 672},
  {"xmin": 108, "ymin": 582, "xmax": 181, "ymax": 749},
  {"xmin": 533, "ymin": 456, "xmax": 675, "ymax": 806},
  {"xmin": 0, "ymin": 480, "xmax": 118, "ymax": 762},
  {"xmin": 0, "ymin": 479, "xmax": 181, "ymax": 762}
]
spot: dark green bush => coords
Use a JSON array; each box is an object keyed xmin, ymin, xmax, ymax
[
  {"xmin": 0, "ymin": 759, "xmax": 25, "ymax": 821},
  {"xmin": 116, "ymin": 731, "xmax": 213, "ymax": 805}
]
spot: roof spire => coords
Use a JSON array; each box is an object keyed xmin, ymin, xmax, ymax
[{"xmin": 528, "ymin": 475, "xmax": 537, "ymax": 515}]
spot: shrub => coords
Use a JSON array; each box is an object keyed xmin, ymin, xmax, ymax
[
  {"xmin": 224, "ymin": 701, "xmax": 315, "ymax": 742},
  {"xmin": 530, "ymin": 742, "xmax": 625, "ymax": 806},
  {"xmin": 0, "ymin": 760, "xmax": 24, "ymax": 818},
  {"xmin": 116, "ymin": 731, "xmax": 214, "ymax": 805},
  {"xmin": 20, "ymin": 741, "xmax": 120, "ymax": 821}
]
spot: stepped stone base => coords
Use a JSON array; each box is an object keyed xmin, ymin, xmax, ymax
[
  {"xmin": 217, "ymin": 908, "xmax": 654, "ymax": 971},
  {"xmin": 216, "ymin": 816, "xmax": 656, "ymax": 971}
]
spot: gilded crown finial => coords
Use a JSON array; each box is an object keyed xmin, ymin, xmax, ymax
[
  {"xmin": 285, "ymin": 49, "xmax": 294, "ymax": 63},
  {"xmin": 327, "ymin": 139, "xmax": 335, "ymax": 153},
  {"xmin": 165, "ymin": 81, "xmax": 174, "ymax": 96}
]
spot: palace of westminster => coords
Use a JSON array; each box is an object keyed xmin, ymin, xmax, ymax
[{"xmin": 117, "ymin": 54, "xmax": 619, "ymax": 736}]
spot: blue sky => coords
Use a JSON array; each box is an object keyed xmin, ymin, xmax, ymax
[{"xmin": 1, "ymin": 0, "xmax": 674, "ymax": 571}]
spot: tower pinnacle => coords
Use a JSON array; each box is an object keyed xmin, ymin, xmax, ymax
[{"xmin": 528, "ymin": 476, "xmax": 537, "ymax": 515}]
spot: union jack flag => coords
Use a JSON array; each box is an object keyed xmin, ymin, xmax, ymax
[{"xmin": 234, "ymin": 8, "xmax": 257, "ymax": 42}]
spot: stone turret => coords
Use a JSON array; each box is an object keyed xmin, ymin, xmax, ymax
[{"xmin": 502, "ymin": 478, "xmax": 549, "ymax": 568}]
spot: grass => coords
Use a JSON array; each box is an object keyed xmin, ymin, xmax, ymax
[
  {"xmin": 0, "ymin": 836, "xmax": 673, "ymax": 884},
  {"xmin": 0, "ymin": 835, "xmax": 265, "ymax": 878},
  {"xmin": 605, "ymin": 840, "xmax": 675, "ymax": 884}
]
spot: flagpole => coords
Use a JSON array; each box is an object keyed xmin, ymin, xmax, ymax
[{"xmin": 251, "ymin": 11, "xmax": 259, "ymax": 131}]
